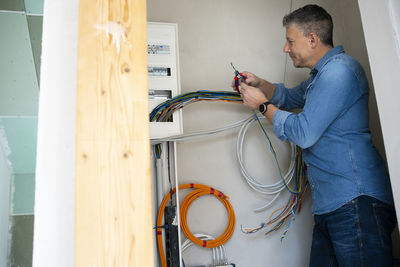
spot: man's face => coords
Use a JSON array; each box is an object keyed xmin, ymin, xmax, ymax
[{"xmin": 283, "ymin": 24, "xmax": 312, "ymax": 68}]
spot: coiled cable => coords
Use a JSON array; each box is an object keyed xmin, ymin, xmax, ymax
[
  {"xmin": 157, "ymin": 183, "xmax": 235, "ymax": 267},
  {"xmin": 237, "ymin": 115, "xmax": 296, "ymax": 211}
]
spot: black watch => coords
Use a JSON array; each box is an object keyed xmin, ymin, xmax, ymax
[{"xmin": 259, "ymin": 101, "xmax": 271, "ymax": 114}]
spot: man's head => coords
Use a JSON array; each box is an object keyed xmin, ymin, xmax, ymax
[{"xmin": 282, "ymin": 5, "xmax": 334, "ymax": 69}]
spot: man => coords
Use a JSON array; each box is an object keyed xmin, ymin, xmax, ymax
[{"xmin": 234, "ymin": 4, "xmax": 396, "ymax": 267}]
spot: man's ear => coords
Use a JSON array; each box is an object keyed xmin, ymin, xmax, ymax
[{"xmin": 308, "ymin": 32, "xmax": 319, "ymax": 48}]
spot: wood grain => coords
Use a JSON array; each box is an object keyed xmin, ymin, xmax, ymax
[{"xmin": 75, "ymin": 0, "xmax": 153, "ymax": 266}]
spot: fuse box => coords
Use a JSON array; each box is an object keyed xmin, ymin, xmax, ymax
[{"xmin": 148, "ymin": 22, "xmax": 183, "ymax": 139}]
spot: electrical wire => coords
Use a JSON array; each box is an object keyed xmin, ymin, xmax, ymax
[
  {"xmin": 150, "ymin": 90, "xmax": 242, "ymax": 122},
  {"xmin": 237, "ymin": 114, "xmax": 297, "ymax": 210},
  {"xmin": 156, "ymin": 183, "xmax": 235, "ymax": 267},
  {"xmin": 181, "ymin": 234, "xmax": 227, "ymax": 266},
  {"xmin": 151, "ymin": 90, "xmax": 308, "ymax": 241},
  {"xmin": 151, "ymin": 116, "xmax": 248, "ymax": 143}
]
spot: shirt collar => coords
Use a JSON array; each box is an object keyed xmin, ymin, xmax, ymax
[{"xmin": 310, "ymin": 45, "xmax": 344, "ymax": 75}]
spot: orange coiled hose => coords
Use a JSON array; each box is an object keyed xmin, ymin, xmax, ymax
[{"xmin": 156, "ymin": 183, "xmax": 235, "ymax": 267}]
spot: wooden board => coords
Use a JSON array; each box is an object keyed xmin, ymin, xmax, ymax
[{"xmin": 75, "ymin": 0, "xmax": 154, "ymax": 266}]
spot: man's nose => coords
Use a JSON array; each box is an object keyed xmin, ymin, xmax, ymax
[{"xmin": 283, "ymin": 43, "xmax": 290, "ymax": 53}]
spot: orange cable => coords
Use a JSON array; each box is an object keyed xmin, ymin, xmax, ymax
[{"xmin": 156, "ymin": 183, "xmax": 235, "ymax": 267}]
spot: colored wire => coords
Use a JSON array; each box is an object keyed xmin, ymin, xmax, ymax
[
  {"xmin": 242, "ymin": 147, "xmax": 308, "ymax": 238},
  {"xmin": 252, "ymin": 112, "xmax": 305, "ymax": 195},
  {"xmin": 151, "ymin": 90, "xmax": 308, "ymax": 239},
  {"xmin": 236, "ymin": 114, "xmax": 297, "ymax": 210},
  {"xmin": 150, "ymin": 90, "xmax": 242, "ymax": 122},
  {"xmin": 156, "ymin": 183, "xmax": 235, "ymax": 267}
]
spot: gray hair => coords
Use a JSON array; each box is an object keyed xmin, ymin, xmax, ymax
[{"xmin": 283, "ymin": 4, "xmax": 333, "ymax": 47}]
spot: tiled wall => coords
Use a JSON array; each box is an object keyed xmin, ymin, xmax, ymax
[{"xmin": 0, "ymin": 0, "xmax": 43, "ymax": 266}]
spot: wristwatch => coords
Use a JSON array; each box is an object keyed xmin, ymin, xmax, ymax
[{"xmin": 259, "ymin": 101, "xmax": 271, "ymax": 114}]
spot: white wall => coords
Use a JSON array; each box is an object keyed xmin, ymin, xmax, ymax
[
  {"xmin": 0, "ymin": 140, "xmax": 11, "ymax": 267},
  {"xmin": 147, "ymin": 1, "xmax": 313, "ymax": 266}
]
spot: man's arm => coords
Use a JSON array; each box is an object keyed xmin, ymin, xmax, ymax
[
  {"xmin": 273, "ymin": 63, "xmax": 363, "ymax": 148},
  {"xmin": 234, "ymin": 71, "xmax": 308, "ymax": 110}
]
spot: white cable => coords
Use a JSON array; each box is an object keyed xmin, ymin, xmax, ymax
[
  {"xmin": 181, "ymin": 233, "xmax": 226, "ymax": 266},
  {"xmin": 236, "ymin": 115, "xmax": 296, "ymax": 211},
  {"xmin": 153, "ymin": 114, "xmax": 296, "ymax": 211},
  {"xmin": 153, "ymin": 113, "xmax": 296, "ymax": 214},
  {"xmin": 151, "ymin": 117, "xmax": 249, "ymax": 143}
]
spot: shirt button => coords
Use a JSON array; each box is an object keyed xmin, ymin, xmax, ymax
[
  {"xmin": 311, "ymin": 184, "xmax": 315, "ymax": 188},
  {"xmin": 306, "ymin": 163, "xmax": 310, "ymax": 167}
]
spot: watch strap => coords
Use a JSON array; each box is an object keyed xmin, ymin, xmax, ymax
[{"xmin": 259, "ymin": 101, "xmax": 271, "ymax": 114}]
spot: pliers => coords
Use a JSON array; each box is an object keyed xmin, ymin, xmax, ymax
[{"xmin": 230, "ymin": 62, "xmax": 247, "ymax": 93}]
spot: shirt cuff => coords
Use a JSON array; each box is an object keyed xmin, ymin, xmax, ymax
[
  {"xmin": 270, "ymin": 83, "xmax": 286, "ymax": 108},
  {"xmin": 272, "ymin": 109, "xmax": 292, "ymax": 140}
]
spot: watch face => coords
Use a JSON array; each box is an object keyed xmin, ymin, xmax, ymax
[{"xmin": 259, "ymin": 103, "xmax": 266, "ymax": 114}]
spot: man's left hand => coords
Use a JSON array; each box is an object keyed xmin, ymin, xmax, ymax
[{"xmin": 239, "ymin": 80, "xmax": 269, "ymax": 110}]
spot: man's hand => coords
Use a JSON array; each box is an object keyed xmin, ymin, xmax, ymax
[
  {"xmin": 239, "ymin": 80, "xmax": 269, "ymax": 110},
  {"xmin": 241, "ymin": 71, "xmax": 263, "ymax": 87},
  {"xmin": 231, "ymin": 71, "xmax": 263, "ymax": 90}
]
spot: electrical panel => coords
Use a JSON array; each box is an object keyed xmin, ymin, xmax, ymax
[{"xmin": 148, "ymin": 22, "xmax": 183, "ymax": 139}]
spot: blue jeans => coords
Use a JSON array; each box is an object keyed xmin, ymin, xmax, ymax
[{"xmin": 309, "ymin": 195, "xmax": 397, "ymax": 267}]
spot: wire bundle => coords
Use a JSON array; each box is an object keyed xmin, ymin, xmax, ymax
[
  {"xmin": 157, "ymin": 183, "xmax": 235, "ymax": 267},
  {"xmin": 241, "ymin": 146, "xmax": 308, "ymax": 239},
  {"xmin": 150, "ymin": 90, "xmax": 242, "ymax": 122},
  {"xmin": 151, "ymin": 90, "xmax": 308, "ymax": 241},
  {"xmin": 182, "ymin": 234, "xmax": 228, "ymax": 266},
  {"xmin": 237, "ymin": 114, "xmax": 297, "ymax": 211}
]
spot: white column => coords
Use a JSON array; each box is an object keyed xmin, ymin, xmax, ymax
[
  {"xmin": 32, "ymin": 0, "xmax": 78, "ymax": 265},
  {"xmin": 358, "ymin": 0, "xmax": 400, "ymax": 219}
]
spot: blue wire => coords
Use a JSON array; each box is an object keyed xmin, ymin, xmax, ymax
[{"xmin": 252, "ymin": 111, "xmax": 300, "ymax": 195}]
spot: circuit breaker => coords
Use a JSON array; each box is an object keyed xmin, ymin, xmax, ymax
[{"xmin": 148, "ymin": 22, "xmax": 183, "ymax": 139}]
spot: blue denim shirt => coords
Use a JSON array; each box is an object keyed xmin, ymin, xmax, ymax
[{"xmin": 271, "ymin": 45, "xmax": 394, "ymax": 214}]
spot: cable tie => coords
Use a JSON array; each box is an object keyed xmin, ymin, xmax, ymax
[
  {"xmin": 202, "ymin": 240, "xmax": 207, "ymax": 247},
  {"xmin": 190, "ymin": 183, "xmax": 194, "ymax": 188},
  {"xmin": 218, "ymin": 192, "xmax": 224, "ymax": 198},
  {"xmin": 157, "ymin": 231, "xmax": 162, "ymax": 235},
  {"xmin": 154, "ymin": 224, "xmax": 168, "ymax": 230},
  {"xmin": 210, "ymin": 188, "xmax": 215, "ymax": 195}
]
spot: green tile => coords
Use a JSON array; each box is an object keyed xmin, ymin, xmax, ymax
[
  {"xmin": 10, "ymin": 215, "xmax": 34, "ymax": 267},
  {"xmin": 0, "ymin": 12, "xmax": 39, "ymax": 116},
  {"xmin": 24, "ymin": 0, "xmax": 43, "ymax": 14},
  {"xmin": 13, "ymin": 173, "xmax": 35, "ymax": 214},
  {"xmin": 0, "ymin": 118, "xmax": 38, "ymax": 173},
  {"xmin": 0, "ymin": 0, "xmax": 25, "ymax": 12},
  {"xmin": 26, "ymin": 15, "xmax": 42, "ymax": 85}
]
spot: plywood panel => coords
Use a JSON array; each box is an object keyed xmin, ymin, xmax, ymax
[
  {"xmin": 27, "ymin": 15, "xmax": 43, "ymax": 85},
  {"xmin": 0, "ymin": 0, "xmax": 25, "ymax": 11},
  {"xmin": 0, "ymin": 13, "xmax": 39, "ymax": 116},
  {"xmin": 0, "ymin": 118, "xmax": 38, "ymax": 173},
  {"xmin": 75, "ymin": 0, "xmax": 154, "ymax": 266},
  {"xmin": 10, "ymin": 215, "xmax": 34, "ymax": 267},
  {"xmin": 13, "ymin": 173, "xmax": 35, "ymax": 214},
  {"xmin": 24, "ymin": 0, "xmax": 43, "ymax": 14}
]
